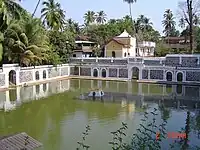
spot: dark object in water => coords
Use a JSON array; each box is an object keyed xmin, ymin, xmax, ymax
[{"xmin": 0, "ymin": 132, "xmax": 42, "ymax": 150}]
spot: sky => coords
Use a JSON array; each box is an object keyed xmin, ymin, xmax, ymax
[{"xmin": 21, "ymin": 0, "xmax": 182, "ymax": 34}]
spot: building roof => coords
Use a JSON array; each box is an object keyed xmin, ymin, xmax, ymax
[
  {"xmin": 0, "ymin": 132, "xmax": 42, "ymax": 150},
  {"xmin": 75, "ymin": 35, "xmax": 90, "ymax": 41},
  {"xmin": 116, "ymin": 30, "xmax": 132, "ymax": 38},
  {"xmin": 105, "ymin": 38, "xmax": 131, "ymax": 48},
  {"xmin": 75, "ymin": 40, "xmax": 95, "ymax": 44}
]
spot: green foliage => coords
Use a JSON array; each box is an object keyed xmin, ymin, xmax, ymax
[
  {"xmin": 48, "ymin": 30, "xmax": 75, "ymax": 63},
  {"xmin": 109, "ymin": 122, "xmax": 128, "ymax": 150},
  {"xmin": 41, "ymin": 0, "xmax": 65, "ymax": 31},
  {"xmin": 155, "ymin": 41, "xmax": 171, "ymax": 57},
  {"xmin": 130, "ymin": 108, "xmax": 167, "ymax": 150},
  {"xmin": 92, "ymin": 45, "xmax": 101, "ymax": 57},
  {"xmin": 76, "ymin": 125, "xmax": 91, "ymax": 150}
]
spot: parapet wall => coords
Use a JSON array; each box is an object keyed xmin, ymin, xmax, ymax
[
  {"xmin": 0, "ymin": 64, "xmax": 70, "ymax": 89},
  {"xmin": 69, "ymin": 54, "xmax": 200, "ymax": 84},
  {"xmin": 1, "ymin": 54, "xmax": 200, "ymax": 89}
]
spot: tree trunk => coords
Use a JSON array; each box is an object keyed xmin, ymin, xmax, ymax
[
  {"xmin": 129, "ymin": 3, "xmax": 135, "ymax": 34},
  {"xmin": 188, "ymin": 0, "xmax": 193, "ymax": 53},
  {"xmin": 32, "ymin": 0, "xmax": 41, "ymax": 17}
]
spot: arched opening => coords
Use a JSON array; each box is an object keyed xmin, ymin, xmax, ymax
[
  {"xmin": 93, "ymin": 69, "xmax": 98, "ymax": 77},
  {"xmin": 9, "ymin": 70, "xmax": 16, "ymax": 85},
  {"xmin": 102, "ymin": 69, "xmax": 106, "ymax": 77},
  {"xmin": 112, "ymin": 51, "xmax": 116, "ymax": 58},
  {"xmin": 43, "ymin": 70, "xmax": 46, "ymax": 79},
  {"xmin": 176, "ymin": 85, "xmax": 182, "ymax": 94},
  {"xmin": 177, "ymin": 72, "xmax": 183, "ymax": 82},
  {"xmin": 124, "ymin": 52, "xmax": 127, "ymax": 57},
  {"xmin": 35, "ymin": 71, "xmax": 39, "ymax": 80},
  {"xmin": 166, "ymin": 72, "xmax": 172, "ymax": 81},
  {"xmin": 132, "ymin": 67, "xmax": 139, "ymax": 80}
]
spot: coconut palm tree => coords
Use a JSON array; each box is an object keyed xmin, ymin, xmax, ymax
[
  {"xmin": 96, "ymin": 11, "xmax": 106, "ymax": 24},
  {"xmin": 0, "ymin": 0, "xmax": 25, "ymax": 62},
  {"xmin": 41, "ymin": 0, "xmax": 65, "ymax": 31},
  {"xmin": 162, "ymin": 9, "xmax": 176, "ymax": 37},
  {"xmin": 123, "ymin": 0, "xmax": 137, "ymax": 22},
  {"xmin": 137, "ymin": 15, "xmax": 153, "ymax": 31},
  {"xmin": 3, "ymin": 18, "xmax": 49, "ymax": 66},
  {"xmin": 84, "ymin": 11, "xmax": 96, "ymax": 25},
  {"xmin": 162, "ymin": 9, "xmax": 176, "ymax": 47}
]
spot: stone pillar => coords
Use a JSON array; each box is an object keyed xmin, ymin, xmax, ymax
[
  {"xmin": 32, "ymin": 69, "xmax": 36, "ymax": 82},
  {"xmin": 98, "ymin": 68, "xmax": 101, "ymax": 77},
  {"xmin": 117, "ymin": 68, "xmax": 119, "ymax": 78},
  {"xmin": 78, "ymin": 67, "xmax": 80, "ymax": 76},
  {"xmin": 4, "ymin": 73, "xmax": 9, "ymax": 88},
  {"xmin": 15, "ymin": 67, "xmax": 20, "ymax": 85},
  {"xmin": 39, "ymin": 70, "xmax": 43, "ymax": 81},
  {"xmin": 163, "ymin": 70, "xmax": 166, "ymax": 81},
  {"xmin": 91, "ymin": 68, "xmax": 93, "ymax": 77},
  {"xmin": 148, "ymin": 69, "xmax": 150, "ymax": 79},
  {"xmin": 59, "ymin": 66, "xmax": 62, "ymax": 76},
  {"xmin": 139, "ymin": 69, "xmax": 142, "ymax": 80}
]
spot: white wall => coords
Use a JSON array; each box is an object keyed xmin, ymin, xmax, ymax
[{"xmin": 129, "ymin": 37, "xmax": 136, "ymax": 57}]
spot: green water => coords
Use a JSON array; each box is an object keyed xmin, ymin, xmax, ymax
[{"xmin": 0, "ymin": 79, "xmax": 200, "ymax": 150}]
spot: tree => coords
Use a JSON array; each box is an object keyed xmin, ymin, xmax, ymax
[
  {"xmin": 96, "ymin": 11, "xmax": 107, "ymax": 24},
  {"xmin": 0, "ymin": 0, "xmax": 26, "ymax": 62},
  {"xmin": 41, "ymin": 0, "xmax": 65, "ymax": 31},
  {"xmin": 3, "ymin": 18, "xmax": 50, "ymax": 66},
  {"xmin": 162, "ymin": 9, "xmax": 176, "ymax": 37},
  {"xmin": 66, "ymin": 19, "xmax": 81, "ymax": 34},
  {"xmin": 84, "ymin": 11, "xmax": 96, "ymax": 25},
  {"xmin": 92, "ymin": 45, "xmax": 101, "ymax": 57},
  {"xmin": 123, "ymin": 0, "xmax": 137, "ymax": 23},
  {"xmin": 178, "ymin": 0, "xmax": 200, "ymax": 53},
  {"xmin": 48, "ymin": 30, "xmax": 75, "ymax": 63}
]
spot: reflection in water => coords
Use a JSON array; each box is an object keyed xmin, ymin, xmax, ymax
[{"xmin": 0, "ymin": 79, "xmax": 200, "ymax": 149}]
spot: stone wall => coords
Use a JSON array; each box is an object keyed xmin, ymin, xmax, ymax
[
  {"xmin": 0, "ymin": 65, "xmax": 70, "ymax": 88},
  {"xmin": 165, "ymin": 57, "xmax": 180, "ymax": 66},
  {"xmin": 119, "ymin": 69, "xmax": 128, "ymax": 78},
  {"xmin": 186, "ymin": 71, "xmax": 200, "ymax": 81},
  {"xmin": 109, "ymin": 68, "xmax": 117, "ymax": 77},
  {"xmin": 19, "ymin": 71, "xmax": 33, "ymax": 83},
  {"xmin": 181, "ymin": 57, "xmax": 198, "ymax": 67},
  {"xmin": 144, "ymin": 60, "xmax": 161, "ymax": 66},
  {"xmin": 142, "ymin": 70, "xmax": 148, "ymax": 79},
  {"xmin": 0, "ymin": 74, "xmax": 5, "ymax": 86},
  {"xmin": 61, "ymin": 67, "xmax": 69, "ymax": 76},
  {"xmin": 150, "ymin": 70, "xmax": 164, "ymax": 80},
  {"xmin": 48, "ymin": 68, "xmax": 60, "ymax": 78},
  {"xmin": 80, "ymin": 67, "xmax": 91, "ymax": 76}
]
